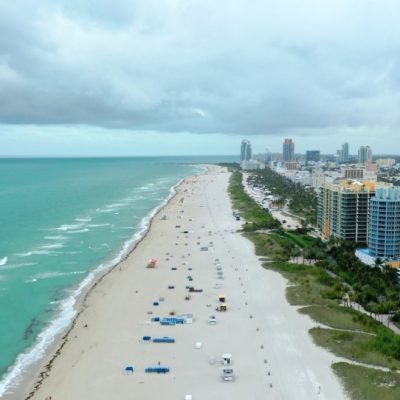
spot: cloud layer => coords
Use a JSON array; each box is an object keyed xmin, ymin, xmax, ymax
[{"xmin": 1, "ymin": 0, "xmax": 400, "ymax": 136}]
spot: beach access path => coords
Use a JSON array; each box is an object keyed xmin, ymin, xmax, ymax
[{"xmin": 19, "ymin": 166, "xmax": 347, "ymax": 400}]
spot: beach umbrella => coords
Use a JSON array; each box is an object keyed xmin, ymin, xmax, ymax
[{"xmin": 148, "ymin": 257, "xmax": 158, "ymax": 267}]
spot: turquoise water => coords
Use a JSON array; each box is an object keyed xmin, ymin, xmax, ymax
[{"xmin": 0, "ymin": 156, "xmax": 236, "ymax": 394}]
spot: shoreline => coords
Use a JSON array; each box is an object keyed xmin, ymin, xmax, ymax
[
  {"xmin": 13, "ymin": 165, "xmax": 347, "ymax": 400},
  {"xmin": 1, "ymin": 168, "xmax": 204, "ymax": 399}
]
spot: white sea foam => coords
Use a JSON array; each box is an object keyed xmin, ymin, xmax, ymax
[
  {"xmin": 35, "ymin": 271, "xmax": 85, "ymax": 280},
  {"xmin": 0, "ymin": 257, "xmax": 8, "ymax": 266},
  {"xmin": 0, "ymin": 176, "xmax": 185, "ymax": 396},
  {"xmin": 16, "ymin": 250, "xmax": 55, "ymax": 257},
  {"xmin": 107, "ymin": 202, "xmax": 125, "ymax": 208},
  {"xmin": 95, "ymin": 202, "xmax": 126, "ymax": 213},
  {"xmin": 16, "ymin": 252, "xmax": 32, "ymax": 257},
  {"xmin": 66, "ymin": 228, "xmax": 90, "ymax": 234},
  {"xmin": 87, "ymin": 223, "xmax": 110, "ymax": 228},
  {"xmin": 75, "ymin": 217, "xmax": 92, "ymax": 223},
  {"xmin": 0, "ymin": 268, "xmax": 98, "ymax": 396},
  {"xmin": 39, "ymin": 243, "xmax": 64, "ymax": 250},
  {"xmin": 44, "ymin": 235, "xmax": 69, "ymax": 241},
  {"xmin": 95, "ymin": 208, "xmax": 114, "ymax": 213},
  {"xmin": 0, "ymin": 262, "xmax": 37, "ymax": 271},
  {"xmin": 53, "ymin": 223, "xmax": 85, "ymax": 231}
]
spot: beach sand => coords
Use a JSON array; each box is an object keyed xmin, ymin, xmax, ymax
[{"xmin": 14, "ymin": 166, "xmax": 347, "ymax": 400}]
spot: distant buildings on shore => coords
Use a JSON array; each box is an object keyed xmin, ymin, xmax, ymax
[
  {"xmin": 240, "ymin": 140, "xmax": 252, "ymax": 161},
  {"xmin": 238, "ymin": 138, "xmax": 400, "ymax": 264},
  {"xmin": 305, "ymin": 150, "xmax": 320, "ymax": 164},
  {"xmin": 283, "ymin": 138, "xmax": 295, "ymax": 162},
  {"xmin": 338, "ymin": 142, "xmax": 349, "ymax": 163},
  {"xmin": 358, "ymin": 145, "xmax": 373, "ymax": 164},
  {"xmin": 239, "ymin": 140, "xmax": 264, "ymax": 170}
]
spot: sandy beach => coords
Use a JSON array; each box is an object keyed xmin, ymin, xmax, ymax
[{"xmin": 12, "ymin": 166, "xmax": 347, "ymax": 400}]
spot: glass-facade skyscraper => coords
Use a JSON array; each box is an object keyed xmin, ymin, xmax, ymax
[
  {"xmin": 340, "ymin": 142, "xmax": 349, "ymax": 163},
  {"xmin": 368, "ymin": 187, "xmax": 400, "ymax": 259},
  {"xmin": 240, "ymin": 140, "xmax": 252, "ymax": 161},
  {"xmin": 282, "ymin": 138, "xmax": 295, "ymax": 161},
  {"xmin": 358, "ymin": 145, "xmax": 372, "ymax": 164}
]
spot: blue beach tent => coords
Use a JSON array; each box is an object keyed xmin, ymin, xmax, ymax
[
  {"xmin": 124, "ymin": 365, "xmax": 135, "ymax": 374},
  {"xmin": 152, "ymin": 336, "xmax": 176, "ymax": 343},
  {"xmin": 145, "ymin": 366, "xmax": 170, "ymax": 373}
]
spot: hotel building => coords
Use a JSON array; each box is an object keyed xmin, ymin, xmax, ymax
[
  {"xmin": 368, "ymin": 187, "xmax": 400, "ymax": 259},
  {"xmin": 318, "ymin": 180, "xmax": 378, "ymax": 245}
]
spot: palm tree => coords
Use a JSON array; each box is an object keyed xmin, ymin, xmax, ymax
[{"xmin": 374, "ymin": 257, "xmax": 383, "ymax": 269}]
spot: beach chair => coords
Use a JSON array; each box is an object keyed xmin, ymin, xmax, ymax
[
  {"xmin": 142, "ymin": 336, "xmax": 151, "ymax": 343},
  {"xmin": 124, "ymin": 365, "xmax": 135, "ymax": 374}
]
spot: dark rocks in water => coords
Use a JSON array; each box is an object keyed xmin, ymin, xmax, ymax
[{"xmin": 24, "ymin": 317, "xmax": 40, "ymax": 340}]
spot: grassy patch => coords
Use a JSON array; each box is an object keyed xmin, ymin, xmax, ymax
[
  {"xmin": 263, "ymin": 261, "xmax": 340, "ymax": 306},
  {"xmin": 310, "ymin": 328, "xmax": 400, "ymax": 370},
  {"xmin": 263, "ymin": 261, "xmax": 313, "ymax": 281},
  {"xmin": 228, "ymin": 171, "xmax": 280, "ymax": 231},
  {"xmin": 282, "ymin": 231, "xmax": 316, "ymax": 248},
  {"xmin": 245, "ymin": 232, "xmax": 292, "ymax": 261},
  {"xmin": 299, "ymin": 305, "xmax": 380, "ymax": 333},
  {"xmin": 333, "ymin": 362, "xmax": 400, "ymax": 400},
  {"xmin": 286, "ymin": 282, "xmax": 334, "ymax": 306}
]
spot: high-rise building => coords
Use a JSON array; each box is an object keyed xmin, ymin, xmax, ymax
[
  {"xmin": 283, "ymin": 138, "xmax": 295, "ymax": 161},
  {"xmin": 318, "ymin": 180, "xmax": 378, "ymax": 245},
  {"xmin": 358, "ymin": 145, "xmax": 372, "ymax": 164},
  {"xmin": 340, "ymin": 142, "xmax": 349, "ymax": 163},
  {"xmin": 240, "ymin": 140, "xmax": 252, "ymax": 161},
  {"xmin": 368, "ymin": 187, "xmax": 400, "ymax": 259},
  {"xmin": 305, "ymin": 150, "xmax": 320, "ymax": 164}
]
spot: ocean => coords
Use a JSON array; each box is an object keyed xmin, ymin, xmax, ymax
[{"xmin": 0, "ymin": 155, "xmax": 237, "ymax": 395}]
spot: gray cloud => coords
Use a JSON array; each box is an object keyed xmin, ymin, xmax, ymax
[{"xmin": 1, "ymin": 0, "xmax": 400, "ymax": 136}]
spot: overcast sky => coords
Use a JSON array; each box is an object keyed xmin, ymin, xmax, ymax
[{"xmin": 0, "ymin": 0, "xmax": 399, "ymax": 156}]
